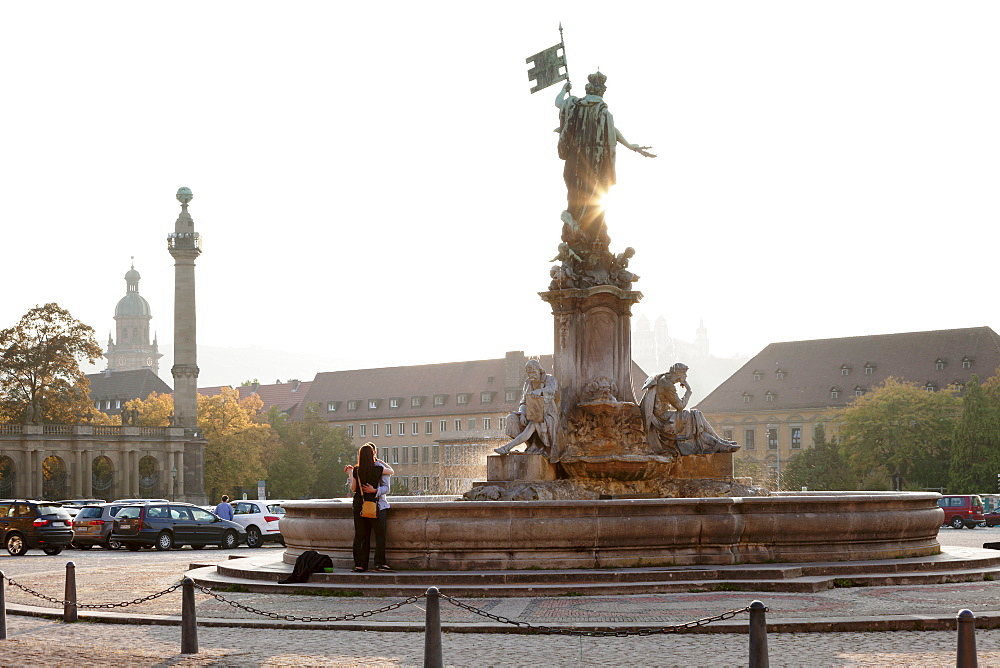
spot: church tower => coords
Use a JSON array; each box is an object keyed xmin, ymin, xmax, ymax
[
  {"xmin": 167, "ymin": 187, "xmax": 202, "ymax": 431},
  {"xmin": 104, "ymin": 260, "xmax": 162, "ymax": 374}
]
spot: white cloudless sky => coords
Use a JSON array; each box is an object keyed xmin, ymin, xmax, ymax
[{"xmin": 2, "ymin": 2, "xmax": 998, "ymax": 387}]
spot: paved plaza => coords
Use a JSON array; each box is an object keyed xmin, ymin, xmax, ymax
[{"xmin": 0, "ymin": 529, "xmax": 996, "ymax": 665}]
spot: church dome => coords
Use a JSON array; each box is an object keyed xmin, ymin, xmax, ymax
[
  {"xmin": 115, "ymin": 293, "xmax": 151, "ymax": 317},
  {"xmin": 125, "ymin": 267, "xmax": 141, "ymax": 283}
]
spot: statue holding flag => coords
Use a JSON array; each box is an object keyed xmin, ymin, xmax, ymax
[{"xmin": 556, "ymin": 73, "xmax": 655, "ymax": 246}]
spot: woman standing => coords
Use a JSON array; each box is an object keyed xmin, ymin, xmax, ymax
[{"xmin": 345, "ymin": 442, "xmax": 393, "ymax": 572}]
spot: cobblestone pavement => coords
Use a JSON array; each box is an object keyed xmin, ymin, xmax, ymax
[{"xmin": 0, "ymin": 529, "xmax": 996, "ymax": 665}]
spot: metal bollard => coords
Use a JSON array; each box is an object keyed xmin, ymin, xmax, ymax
[
  {"xmin": 748, "ymin": 600, "xmax": 769, "ymax": 668},
  {"xmin": 180, "ymin": 577, "xmax": 198, "ymax": 655},
  {"xmin": 957, "ymin": 608, "xmax": 978, "ymax": 668},
  {"xmin": 423, "ymin": 586, "xmax": 443, "ymax": 668},
  {"xmin": 63, "ymin": 562, "xmax": 77, "ymax": 623},
  {"xmin": 0, "ymin": 570, "xmax": 6, "ymax": 640}
]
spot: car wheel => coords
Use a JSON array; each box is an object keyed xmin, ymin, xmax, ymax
[
  {"xmin": 106, "ymin": 538, "xmax": 122, "ymax": 550},
  {"xmin": 5, "ymin": 533, "xmax": 27, "ymax": 556},
  {"xmin": 190, "ymin": 544, "xmax": 206, "ymax": 550},
  {"xmin": 155, "ymin": 531, "xmax": 174, "ymax": 551},
  {"xmin": 950, "ymin": 516, "xmax": 965, "ymax": 529},
  {"xmin": 220, "ymin": 530, "xmax": 238, "ymax": 550},
  {"xmin": 968, "ymin": 522, "xmax": 978, "ymax": 529},
  {"xmin": 125, "ymin": 543, "xmax": 141, "ymax": 552},
  {"xmin": 42, "ymin": 546, "xmax": 63, "ymax": 556},
  {"xmin": 246, "ymin": 526, "xmax": 262, "ymax": 548}
]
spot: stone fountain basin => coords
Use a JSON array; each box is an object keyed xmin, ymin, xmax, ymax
[{"xmin": 281, "ymin": 492, "xmax": 943, "ymax": 570}]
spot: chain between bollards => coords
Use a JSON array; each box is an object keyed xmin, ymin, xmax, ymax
[{"xmin": 63, "ymin": 562, "xmax": 77, "ymax": 623}]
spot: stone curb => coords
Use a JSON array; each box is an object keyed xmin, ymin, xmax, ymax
[{"xmin": 6, "ymin": 602, "xmax": 998, "ymax": 634}]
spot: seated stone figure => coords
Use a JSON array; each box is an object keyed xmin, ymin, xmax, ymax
[
  {"xmin": 640, "ymin": 363, "xmax": 739, "ymax": 456},
  {"xmin": 494, "ymin": 360, "xmax": 559, "ymax": 457}
]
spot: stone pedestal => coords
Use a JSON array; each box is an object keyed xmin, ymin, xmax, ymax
[
  {"xmin": 486, "ymin": 453, "xmax": 558, "ymax": 482},
  {"xmin": 671, "ymin": 452, "xmax": 735, "ymax": 480}
]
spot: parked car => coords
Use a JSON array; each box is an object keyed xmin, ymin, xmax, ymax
[
  {"xmin": 229, "ymin": 500, "xmax": 284, "ymax": 548},
  {"xmin": 112, "ymin": 502, "xmax": 246, "ymax": 551},
  {"xmin": 58, "ymin": 499, "xmax": 105, "ymax": 509},
  {"xmin": 0, "ymin": 500, "xmax": 75, "ymax": 555},
  {"xmin": 111, "ymin": 498, "xmax": 169, "ymax": 504},
  {"xmin": 937, "ymin": 494, "xmax": 985, "ymax": 529},
  {"xmin": 72, "ymin": 503, "xmax": 135, "ymax": 549}
]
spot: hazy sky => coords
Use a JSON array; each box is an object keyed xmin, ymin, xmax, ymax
[{"xmin": 3, "ymin": 2, "xmax": 998, "ymax": 387}]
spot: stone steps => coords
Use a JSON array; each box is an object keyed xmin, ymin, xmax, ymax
[{"xmin": 187, "ymin": 547, "xmax": 1000, "ymax": 598}]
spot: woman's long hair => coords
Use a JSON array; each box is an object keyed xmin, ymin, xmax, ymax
[{"xmin": 356, "ymin": 442, "xmax": 378, "ymax": 485}]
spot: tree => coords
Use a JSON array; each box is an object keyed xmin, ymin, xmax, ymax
[
  {"xmin": 948, "ymin": 375, "xmax": 1000, "ymax": 493},
  {"xmin": 199, "ymin": 387, "xmax": 271, "ymax": 499},
  {"xmin": 263, "ymin": 402, "xmax": 353, "ymax": 498},
  {"xmin": 838, "ymin": 378, "xmax": 960, "ymax": 491},
  {"xmin": 125, "ymin": 391, "xmax": 175, "ymax": 426},
  {"xmin": 0, "ymin": 303, "xmax": 105, "ymax": 424},
  {"xmin": 781, "ymin": 423, "xmax": 855, "ymax": 491}
]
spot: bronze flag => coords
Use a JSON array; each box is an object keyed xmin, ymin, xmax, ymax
[{"xmin": 526, "ymin": 43, "xmax": 567, "ymax": 94}]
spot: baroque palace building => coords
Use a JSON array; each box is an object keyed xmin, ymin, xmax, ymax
[{"xmin": 696, "ymin": 326, "xmax": 1000, "ymax": 484}]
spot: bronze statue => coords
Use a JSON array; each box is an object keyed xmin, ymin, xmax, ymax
[
  {"xmin": 640, "ymin": 363, "xmax": 739, "ymax": 456},
  {"xmin": 556, "ymin": 73, "xmax": 654, "ymax": 246},
  {"xmin": 494, "ymin": 360, "xmax": 560, "ymax": 457}
]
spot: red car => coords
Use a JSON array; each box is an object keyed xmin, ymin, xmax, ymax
[{"xmin": 937, "ymin": 495, "xmax": 984, "ymax": 529}]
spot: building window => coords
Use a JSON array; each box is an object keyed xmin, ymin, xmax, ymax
[
  {"xmin": 454, "ymin": 419, "xmax": 461, "ymax": 431},
  {"xmin": 765, "ymin": 392, "xmax": 774, "ymax": 402},
  {"xmin": 348, "ymin": 400, "xmax": 358, "ymax": 411},
  {"xmin": 372, "ymin": 423, "xmax": 379, "ymax": 437},
  {"xmin": 744, "ymin": 429, "xmax": 755, "ymax": 450},
  {"xmin": 434, "ymin": 395, "xmax": 445, "ymax": 406},
  {"xmin": 411, "ymin": 476, "xmax": 418, "ymax": 490},
  {"xmin": 935, "ymin": 359, "xmax": 945, "ymax": 371},
  {"xmin": 368, "ymin": 399, "xmax": 378, "ymax": 410},
  {"xmin": 791, "ymin": 426, "xmax": 802, "ymax": 449},
  {"xmin": 830, "ymin": 388, "xmax": 840, "ymax": 399},
  {"xmin": 425, "ymin": 421, "xmax": 433, "ymax": 434},
  {"xmin": 854, "ymin": 387, "xmax": 864, "ymax": 397},
  {"xmin": 95, "ymin": 400, "xmax": 100, "ymax": 409},
  {"xmin": 742, "ymin": 393, "xmax": 751, "ymax": 403},
  {"xmin": 104, "ymin": 400, "xmax": 111, "ymax": 410},
  {"xmin": 411, "ymin": 445, "xmax": 418, "ymax": 462},
  {"xmin": 444, "ymin": 445, "xmax": 452, "ymax": 465},
  {"xmin": 963, "ymin": 358, "xmax": 972, "ymax": 369},
  {"xmin": 432, "ymin": 445, "xmax": 440, "ymax": 463},
  {"xmin": 422, "ymin": 475, "xmax": 429, "ymax": 491},
  {"xmin": 422, "ymin": 446, "xmax": 429, "ymax": 463},
  {"xmin": 390, "ymin": 398, "xmax": 400, "ymax": 409},
  {"xmin": 468, "ymin": 418, "xmax": 476, "ymax": 430},
  {"xmin": 775, "ymin": 370, "xmax": 784, "ymax": 380},
  {"xmin": 401, "ymin": 447, "xmax": 408, "ymax": 464},
  {"xmin": 925, "ymin": 383, "xmax": 936, "ymax": 392},
  {"xmin": 499, "ymin": 416, "xmax": 507, "ymax": 431},
  {"xmin": 723, "ymin": 428, "xmax": 734, "ymax": 441},
  {"xmin": 411, "ymin": 397, "xmax": 422, "ymax": 408},
  {"xmin": 327, "ymin": 402, "xmax": 337, "ymax": 412},
  {"xmin": 381, "ymin": 447, "xmax": 389, "ymax": 462},
  {"xmin": 359, "ymin": 424, "xmax": 367, "ymax": 437},
  {"xmin": 753, "ymin": 371, "xmax": 762, "ymax": 381},
  {"xmin": 767, "ymin": 427, "xmax": 778, "ymax": 450},
  {"xmin": 865, "ymin": 364, "xmax": 874, "ymax": 376},
  {"xmin": 481, "ymin": 392, "xmax": 493, "ymax": 404},
  {"xmin": 115, "ymin": 400, "xmax": 122, "ymax": 409},
  {"xmin": 440, "ymin": 420, "xmax": 447, "ymax": 432},
  {"xmin": 506, "ymin": 390, "xmax": 518, "ymax": 402},
  {"xmin": 841, "ymin": 366, "xmax": 850, "ymax": 376},
  {"xmin": 347, "ymin": 425, "xmax": 354, "ymax": 437},
  {"xmin": 385, "ymin": 423, "xmax": 392, "ymax": 436},
  {"xmin": 457, "ymin": 393, "xmax": 469, "ymax": 405},
  {"xmin": 398, "ymin": 422, "xmax": 405, "ymax": 436},
  {"xmin": 412, "ymin": 422, "xmax": 418, "ymax": 435},
  {"xmin": 484, "ymin": 417, "xmax": 492, "ymax": 430},
  {"xmin": 391, "ymin": 446, "xmax": 399, "ymax": 464}
]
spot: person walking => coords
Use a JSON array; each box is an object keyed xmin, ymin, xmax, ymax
[
  {"xmin": 345, "ymin": 443, "xmax": 393, "ymax": 572},
  {"xmin": 214, "ymin": 494, "xmax": 234, "ymax": 521}
]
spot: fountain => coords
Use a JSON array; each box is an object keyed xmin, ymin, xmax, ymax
[{"xmin": 278, "ymin": 58, "xmax": 941, "ymax": 571}]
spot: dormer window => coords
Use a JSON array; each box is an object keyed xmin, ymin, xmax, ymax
[
  {"xmin": 434, "ymin": 394, "xmax": 446, "ymax": 406},
  {"xmin": 389, "ymin": 398, "xmax": 400, "ymax": 409},
  {"xmin": 952, "ymin": 380, "xmax": 965, "ymax": 391},
  {"xmin": 752, "ymin": 371, "xmax": 762, "ymax": 381},
  {"xmin": 368, "ymin": 399, "xmax": 379, "ymax": 410},
  {"xmin": 742, "ymin": 392, "xmax": 752, "ymax": 403},
  {"xmin": 935, "ymin": 358, "xmax": 945, "ymax": 371},
  {"xmin": 480, "ymin": 391, "xmax": 494, "ymax": 404},
  {"xmin": 765, "ymin": 391, "xmax": 775, "ymax": 402},
  {"xmin": 841, "ymin": 365, "xmax": 851, "ymax": 376},
  {"xmin": 925, "ymin": 382, "xmax": 936, "ymax": 392},
  {"xmin": 327, "ymin": 402, "xmax": 339, "ymax": 413},
  {"xmin": 411, "ymin": 396, "xmax": 424, "ymax": 408},
  {"xmin": 775, "ymin": 369, "xmax": 785, "ymax": 380},
  {"xmin": 347, "ymin": 400, "xmax": 358, "ymax": 411},
  {"xmin": 830, "ymin": 388, "xmax": 840, "ymax": 399},
  {"xmin": 962, "ymin": 357, "xmax": 973, "ymax": 369},
  {"xmin": 854, "ymin": 386, "xmax": 865, "ymax": 397},
  {"xmin": 864, "ymin": 363, "xmax": 875, "ymax": 376},
  {"xmin": 505, "ymin": 390, "xmax": 519, "ymax": 402},
  {"xmin": 457, "ymin": 393, "xmax": 470, "ymax": 405}
]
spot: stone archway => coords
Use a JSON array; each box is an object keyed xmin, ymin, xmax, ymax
[
  {"xmin": 138, "ymin": 455, "xmax": 159, "ymax": 498},
  {"xmin": 0, "ymin": 456, "xmax": 15, "ymax": 498},
  {"xmin": 91, "ymin": 456, "xmax": 115, "ymax": 500},
  {"xmin": 42, "ymin": 455, "xmax": 68, "ymax": 500}
]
